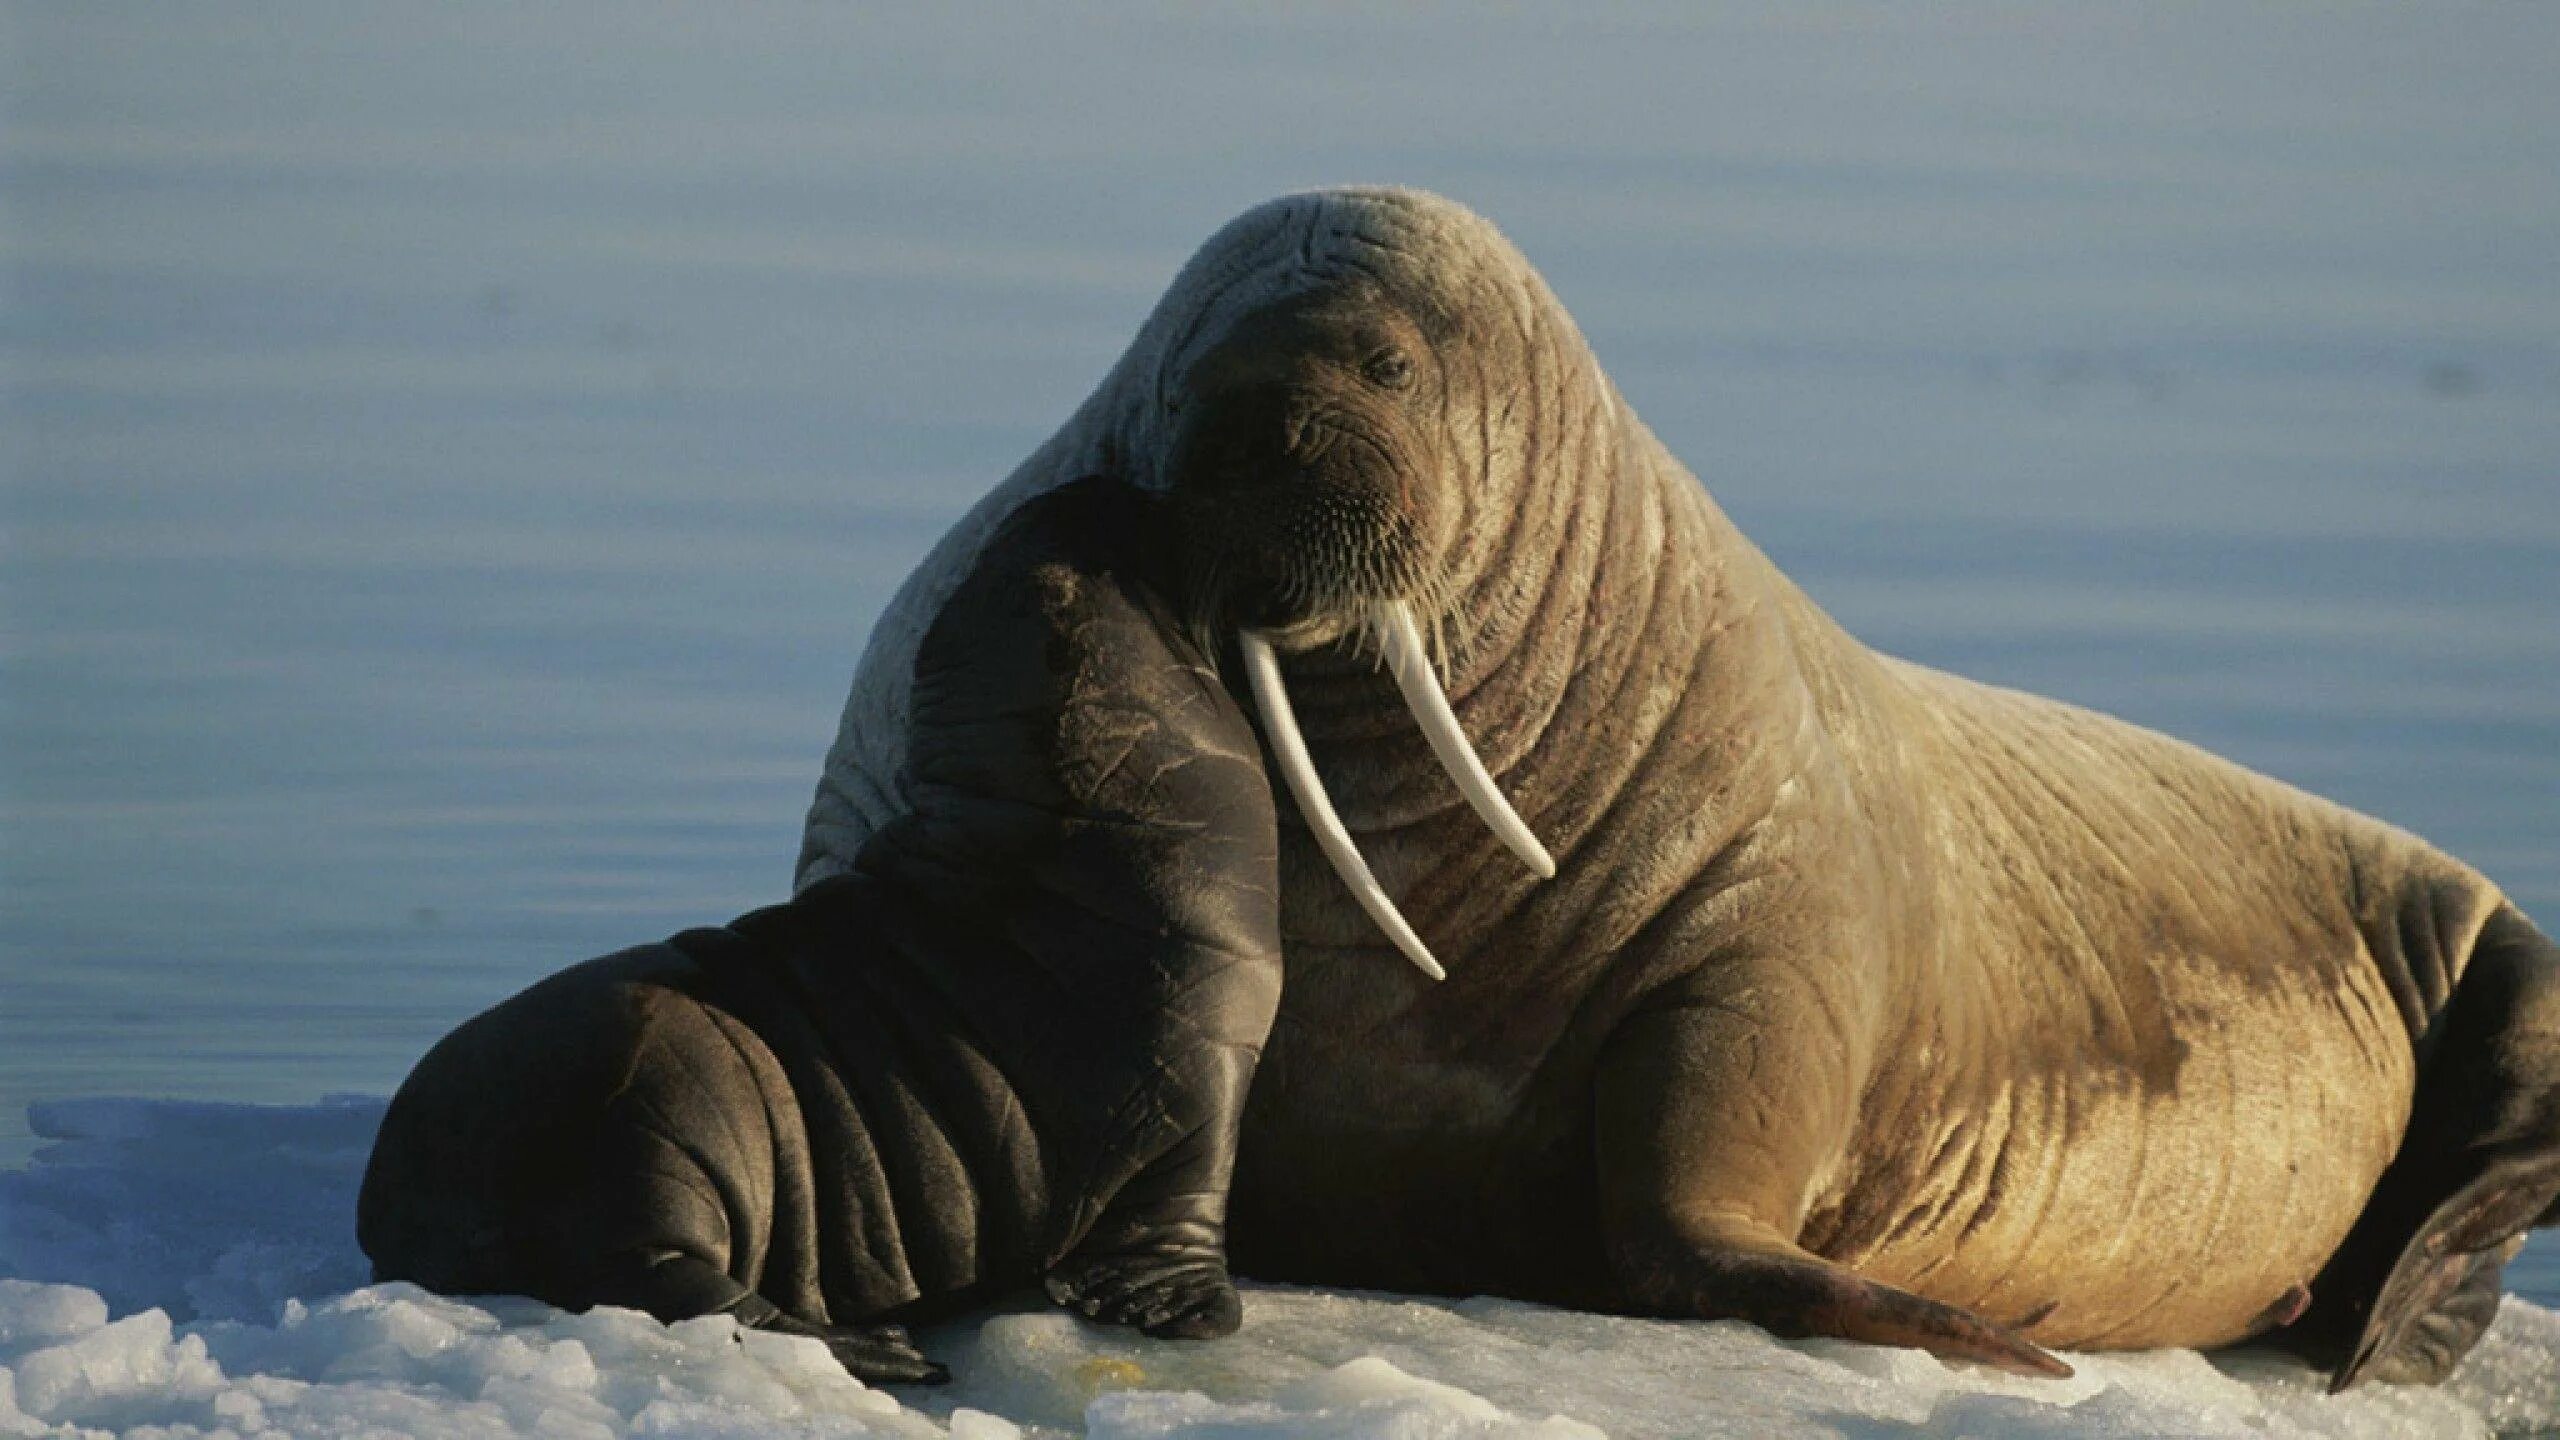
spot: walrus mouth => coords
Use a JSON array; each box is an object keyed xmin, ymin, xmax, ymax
[{"xmin": 1239, "ymin": 601, "xmax": 1554, "ymax": 980}]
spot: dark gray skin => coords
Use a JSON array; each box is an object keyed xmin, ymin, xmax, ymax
[
  {"xmin": 799, "ymin": 188, "xmax": 2560, "ymax": 1391},
  {"xmin": 360, "ymin": 480, "xmax": 1284, "ymax": 1383}
]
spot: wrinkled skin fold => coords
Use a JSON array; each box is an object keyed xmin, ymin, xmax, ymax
[
  {"xmin": 800, "ymin": 187, "xmax": 2560, "ymax": 1388},
  {"xmin": 362, "ymin": 481, "xmax": 1284, "ymax": 1382}
]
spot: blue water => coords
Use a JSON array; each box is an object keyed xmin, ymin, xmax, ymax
[{"xmin": 4, "ymin": 4, "xmax": 2556, "ymax": 1307}]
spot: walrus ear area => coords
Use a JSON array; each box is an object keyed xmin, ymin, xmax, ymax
[{"xmin": 871, "ymin": 475, "xmax": 1282, "ymax": 1017}]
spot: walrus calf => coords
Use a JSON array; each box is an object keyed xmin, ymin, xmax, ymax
[
  {"xmin": 360, "ymin": 482, "xmax": 1284, "ymax": 1382},
  {"xmin": 800, "ymin": 187, "xmax": 2560, "ymax": 1390}
]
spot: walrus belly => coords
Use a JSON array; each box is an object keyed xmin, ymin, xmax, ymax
[{"xmin": 1818, "ymin": 970, "xmax": 2413, "ymax": 1349}]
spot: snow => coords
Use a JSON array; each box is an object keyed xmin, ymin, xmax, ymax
[{"xmin": 2, "ymin": 1100, "xmax": 2554, "ymax": 1438}]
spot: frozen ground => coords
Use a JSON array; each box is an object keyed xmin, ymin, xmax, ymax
[{"xmin": 0, "ymin": 1099, "xmax": 2554, "ymax": 1439}]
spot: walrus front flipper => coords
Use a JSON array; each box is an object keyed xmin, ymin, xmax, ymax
[
  {"xmin": 2319, "ymin": 901, "xmax": 2560, "ymax": 1392},
  {"xmin": 1609, "ymin": 1216, "xmax": 2072, "ymax": 1378},
  {"xmin": 1594, "ymin": 992, "xmax": 2072, "ymax": 1377},
  {"xmin": 1043, "ymin": 1041, "xmax": 1259, "ymax": 1339}
]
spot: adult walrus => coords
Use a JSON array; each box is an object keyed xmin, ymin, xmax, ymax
[
  {"xmin": 361, "ymin": 481, "xmax": 1285, "ymax": 1382},
  {"xmin": 800, "ymin": 186, "xmax": 2560, "ymax": 1389}
]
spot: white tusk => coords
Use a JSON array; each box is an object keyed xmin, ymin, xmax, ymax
[
  {"xmin": 1239, "ymin": 628, "xmax": 1446, "ymax": 982},
  {"xmin": 1375, "ymin": 602, "xmax": 1557, "ymax": 880}
]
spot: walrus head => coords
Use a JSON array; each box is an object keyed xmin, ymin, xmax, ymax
[
  {"xmin": 1138, "ymin": 193, "xmax": 1567, "ymax": 978},
  {"xmin": 1158, "ymin": 286, "xmax": 1455, "ymax": 651},
  {"xmin": 804, "ymin": 188, "xmax": 1612, "ymax": 979}
]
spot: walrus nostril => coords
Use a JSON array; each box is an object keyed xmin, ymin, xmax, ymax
[
  {"xmin": 1290, "ymin": 426, "xmax": 1342, "ymax": 467},
  {"xmin": 1284, "ymin": 412, "xmax": 1324, "ymax": 461},
  {"xmin": 1280, "ymin": 396, "xmax": 1356, "ymax": 464}
]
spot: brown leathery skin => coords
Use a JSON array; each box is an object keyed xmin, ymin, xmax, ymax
[
  {"xmin": 1222, "ymin": 404, "xmax": 2486, "ymax": 1353},
  {"xmin": 799, "ymin": 187, "xmax": 2560, "ymax": 1379}
]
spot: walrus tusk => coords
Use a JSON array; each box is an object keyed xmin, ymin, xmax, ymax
[
  {"xmin": 1240, "ymin": 628, "xmax": 1447, "ymax": 981},
  {"xmin": 1375, "ymin": 601, "xmax": 1557, "ymax": 880}
]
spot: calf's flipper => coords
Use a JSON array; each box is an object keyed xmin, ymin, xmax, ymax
[
  {"xmin": 573, "ymin": 1246, "xmax": 762, "ymax": 1324},
  {"xmin": 738, "ymin": 1294, "xmax": 951, "ymax": 1387},
  {"xmin": 1045, "ymin": 1040, "xmax": 1259, "ymax": 1339},
  {"xmin": 567, "ymin": 1246, "xmax": 950, "ymax": 1386}
]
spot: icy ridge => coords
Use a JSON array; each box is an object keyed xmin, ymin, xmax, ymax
[{"xmin": 1, "ymin": 1099, "xmax": 2554, "ymax": 1438}]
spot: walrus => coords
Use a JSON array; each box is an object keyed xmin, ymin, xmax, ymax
[
  {"xmin": 360, "ymin": 481, "xmax": 1286, "ymax": 1382},
  {"xmin": 800, "ymin": 186, "xmax": 2560, "ymax": 1389}
]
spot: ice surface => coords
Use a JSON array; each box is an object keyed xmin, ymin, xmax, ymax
[{"xmin": 2, "ymin": 1100, "xmax": 2555, "ymax": 1437}]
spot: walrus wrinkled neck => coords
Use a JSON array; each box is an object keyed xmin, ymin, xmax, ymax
[
  {"xmin": 1233, "ymin": 391, "xmax": 1748, "ymax": 980},
  {"xmin": 1241, "ymin": 404, "xmax": 1819, "ymax": 1003}
]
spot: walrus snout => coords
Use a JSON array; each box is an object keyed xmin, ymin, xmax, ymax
[
  {"xmin": 1165, "ymin": 387, "xmax": 1415, "ymax": 512},
  {"xmin": 1161, "ymin": 376, "xmax": 1557, "ymax": 980},
  {"xmin": 1149, "ymin": 271, "xmax": 1556, "ymax": 979},
  {"xmin": 1163, "ymin": 382, "xmax": 1437, "ymax": 630},
  {"xmin": 1159, "ymin": 290, "xmax": 1458, "ymax": 638},
  {"xmin": 1179, "ymin": 384, "xmax": 1387, "ymax": 471}
]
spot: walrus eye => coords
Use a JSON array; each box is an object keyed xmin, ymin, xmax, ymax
[{"xmin": 1364, "ymin": 348, "xmax": 1414, "ymax": 390}]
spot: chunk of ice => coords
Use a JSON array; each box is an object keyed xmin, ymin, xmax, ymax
[{"xmin": 0, "ymin": 1280, "xmax": 107, "ymax": 1354}]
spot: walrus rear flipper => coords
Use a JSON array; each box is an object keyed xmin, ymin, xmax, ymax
[
  {"xmin": 2326, "ymin": 1143, "xmax": 2560, "ymax": 1391},
  {"xmin": 571, "ymin": 1249, "xmax": 947, "ymax": 1386},
  {"xmin": 2319, "ymin": 902, "xmax": 2560, "ymax": 1392},
  {"xmin": 362, "ymin": 949, "xmax": 950, "ymax": 1387},
  {"xmin": 2337, "ymin": 1225, "xmax": 2532, "ymax": 1390}
]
